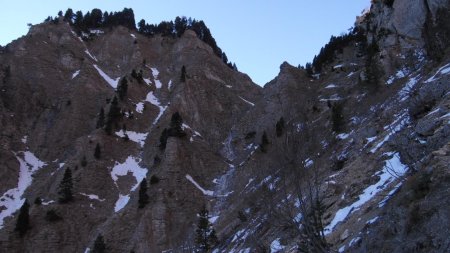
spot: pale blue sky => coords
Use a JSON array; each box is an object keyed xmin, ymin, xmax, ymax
[{"xmin": 0, "ymin": 1, "xmax": 370, "ymax": 85}]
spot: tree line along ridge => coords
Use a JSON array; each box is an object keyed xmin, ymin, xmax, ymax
[{"xmin": 45, "ymin": 8, "xmax": 237, "ymax": 70}]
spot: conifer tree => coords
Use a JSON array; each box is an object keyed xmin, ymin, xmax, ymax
[
  {"xmin": 138, "ymin": 178, "xmax": 149, "ymax": 208},
  {"xmin": 131, "ymin": 69, "xmax": 138, "ymax": 79},
  {"xmin": 168, "ymin": 112, "xmax": 186, "ymax": 137},
  {"xmin": 92, "ymin": 234, "xmax": 106, "ymax": 253},
  {"xmin": 150, "ymin": 175, "xmax": 160, "ymax": 184},
  {"xmin": 104, "ymin": 119, "xmax": 113, "ymax": 135},
  {"xmin": 74, "ymin": 11, "xmax": 84, "ymax": 29},
  {"xmin": 15, "ymin": 200, "xmax": 30, "ymax": 237},
  {"xmin": 81, "ymin": 156, "xmax": 87, "ymax": 167},
  {"xmin": 108, "ymin": 96, "xmax": 121, "ymax": 120},
  {"xmin": 45, "ymin": 209, "xmax": 63, "ymax": 222},
  {"xmin": 260, "ymin": 131, "xmax": 269, "ymax": 153},
  {"xmin": 64, "ymin": 8, "xmax": 74, "ymax": 23},
  {"xmin": 363, "ymin": 42, "xmax": 382, "ymax": 92},
  {"xmin": 94, "ymin": 143, "xmax": 101, "ymax": 159},
  {"xmin": 58, "ymin": 168, "xmax": 74, "ymax": 203},
  {"xmin": 174, "ymin": 16, "xmax": 187, "ymax": 37},
  {"xmin": 195, "ymin": 206, "xmax": 218, "ymax": 252},
  {"xmin": 331, "ymin": 103, "xmax": 345, "ymax": 133},
  {"xmin": 34, "ymin": 197, "xmax": 42, "ymax": 205},
  {"xmin": 117, "ymin": 77, "xmax": 128, "ymax": 100},
  {"xmin": 105, "ymin": 96, "xmax": 121, "ymax": 135},
  {"xmin": 180, "ymin": 65, "xmax": 186, "ymax": 82},
  {"xmin": 138, "ymin": 19, "xmax": 146, "ymax": 33},
  {"xmin": 276, "ymin": 117, "xmax": 285, "ymax": 137},
  {"xmin": 159, "ymin": 128, "xmax": 169, "ymax": 150},
  {"xmin": 305, "ymin": 62, "xmax": 314, "ymax": 77}
]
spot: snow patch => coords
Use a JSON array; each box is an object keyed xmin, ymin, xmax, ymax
[
  {"xmin": 71, "ymin": 30, "xmax": 84, "ymax": 43},
  {"xmin": 426, "ymin": 108, "xmax": 440, "ymax": 117},
  {"xmin": 93, "ymin": 64, "xmax": 120, "ymax": 88},
  {"xmin": 439, "ymin": 112, "xmax": 450, "ymax": 119},
  {"xmin": 378, "ymin": 182, "xmax": 403, "ymax": 207},
  {"xmin": 337, "ymin": 133, "xmax": 350, "ymax": 140},
  {"xmin": 319, "ymin": 94, "xmax": 343, "ymax": 102},
  {"xmin": 349, "ymin": 237, "xmax": 361, "ymax": 247},
  {"xmin": 21, "ymin": 136, "xmax": 27, "ymax": 144},
  {"xmin": 398, "ymin": 75, "xmax": 421, "ymax": 102},
  {"xmin": 244, "ymin": 178, "xmax": 255, "ymax": 189},
  {"xmin": 304, "ymin": 158, "xmax": 314, "ymax": 168},
  {"xmin": 209, "ymin": 216, "xmax": 219, "ymax": 224},
  {"xmin": 41, "ymin": 200, "xmax": 55, "ymax": 206},
  {"xmin": 386, "ymin": 68, "xmax": 407, "ymax": 85},
  {"xmin": 89, "ymin": 29, "xmax": 104, "ymax": 35},
  {"xmin": 185, "ymin": 174, "xmax": 214, "ymax": 196},
  {"xmin": 110, "ymin": 156, "xmax": 148, "ymax": 212},
  {"xmin": 182, "ymin": 123, "xmax": 202, "ymax": 138},
  {"xmin": 151, "ymin": 67, "xmax": 159, "ymax": 77},
  {"xmin": 231, "ymin": 229, "xmax": 250, "ymax": 243},
  {"xmin": 0, "ymin": 151, "xmax": 46, "ymax": 229},
  {"xmin": 168, "ymin": 80, "xmax": 173, "ymax": 90},
  {"xmin": 80, "ymin": 193, "xmax": 105, "ymax": 202},
  {"xmin": 324, "ymin": 153, "xmax": 407, "ymax": 234},
  {"xmin": 366, "ymin": 216, "xmax": 379, "ymax": 224},
  {"xmin": 370, "ymin": 112, "xmax": 409, "ymax": 153},
  {"xmin": 238, "ymin": 96, "xmax": 255, "ymax": 106},
  {"xmin": 130, "ymin": 33, "xmax": 136, "ymax": 39},
  {"xmin": 425, "ymin": 62, "xmax": 450, "ymax": 83},
  {"xmin": 85, "ymin": 50, "xmax": 98, "ymax": 61},
  {"xmin": 325, "ymin": 84, "xmax": 337, "ymax": 89},
  {"xmin": 143, "ymin": 78, "xmax": 152, "ymax": 86},
  {"xmin": 71, "ymin": 70, "xmax": 80, "ymax": 79},
  {"xmin": 154, "ymin": 80, "xmax": 162, "ymax": 89},
  {"xmin": 115, "ymin": 130, "xmax": 148, "ymax": 147},
  {"xmin": 366, "ymin": 136, "xmax": 377, "ymax": 145},
  {"xmin": 145, "ymin": 91, "xmax": 167, "ymax": 124},
  {"xmin": 135, "ymin": 102, "xmax": 144, "ymax": 113},
  {"xmin": 270, "ymin": 238, "xmax": 285, "ymax": 253},
  {"xmin": 114, "ymin": 194, "xmax": 130, "ymax": 212},
  {"xmin": 111, "ymin": 156, "xmax": 148, "ymax": 191}
]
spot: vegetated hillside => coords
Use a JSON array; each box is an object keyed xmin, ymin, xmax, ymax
[{"xmin": 0, "ymin": 1, "xmax": 450, "ymax": 252}]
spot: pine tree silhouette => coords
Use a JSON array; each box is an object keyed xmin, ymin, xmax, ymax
[
  {"xmin": 94, "ymin": 143, "xmax": 101, "ymax": 159},
  {"xmin": 117, "ymin": 77, "xmax": 128, "ymax": 100},
  {"xmin": 260, "ymin": 131, "xmax": 269, "ymax": 153},
  {"xmin": 180, "ymin": 65, "xmax": 186, "ymax": 82},
  {"xmin": 168, "ymin": 112, "xmax": 186, "ymax": 137},
  {"xmin": 15, "ymin": 200, "xmax": 30, "ymax": 237},
  {"xmin": 138, "ymin": 178, "xmax": 149, "ymax": 208},
  {"xmin": 159, "ymin": 128, "xmax": 169, "ymax": 150},
  {"xmin": 276, "ymin": 117, "xmax": 285, "ymax": 137},
  {"xmin": 105, "ymin": 96, "xmax": 121, "ymax": 135},
  {"xmin": 92, "ymin": 234, "xmax": 106, "ymax": 253},
  {"xmin": 58, "ymin": 168, "xmax": 74, "ymax": 203},
  {"xmin": 195, "ymin": 206, "xmax": 218, "ymax": 252},
  {"xmin": 331, "ymin": 103, "xmax": 345, "ymax": 133}
]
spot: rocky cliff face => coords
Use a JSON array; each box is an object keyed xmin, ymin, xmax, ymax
[{"xmin": 0, "ymin": 1, "xmax": 450, "ymax": 252}]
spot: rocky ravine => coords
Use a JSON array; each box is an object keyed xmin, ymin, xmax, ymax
[{"xmin": 0, "ymin": 1, "xmax": 450, "ymax": 252}]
